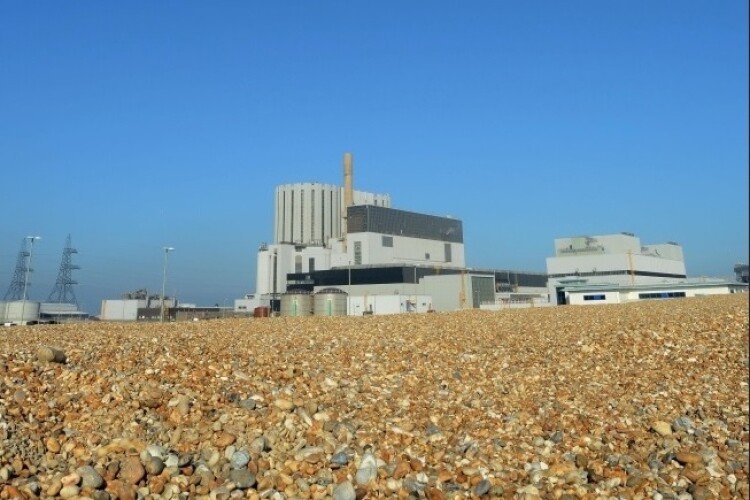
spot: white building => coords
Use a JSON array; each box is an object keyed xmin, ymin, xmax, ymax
[
  {"xmin": 546, "ymin": 232, "xmax": 687, "ymax": 304},
  {"xmin": 560, "ymin": 279, "xmax": 747, "ymax": 305},
  {"xmin": 252, "ymin": 153, "xmax": 546, "ymax": 314}
]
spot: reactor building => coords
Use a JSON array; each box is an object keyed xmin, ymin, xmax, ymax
[{"xmin": 240, "ymin": 152, "xmax": 547, "ymax": 315}]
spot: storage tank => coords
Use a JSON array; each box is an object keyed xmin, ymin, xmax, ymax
[
  {"xmin": 280, "ymin": 291, "xmax": 313, "ymax": 317},
  {"xmin": 4, "ymin": 300, "xmax": 41, "ymax": 324},
  {"xmin": 314, "ymin": 288, "xmax": 348, "ymax": 316}
]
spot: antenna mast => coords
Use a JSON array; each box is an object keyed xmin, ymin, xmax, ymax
[
  {"xmin": 47, "ymin": 234, "xmax": 80, "ymax": 306},
  {"xmin": 3, "ymin": 239, "xmax": 30, "ymax": 300}
]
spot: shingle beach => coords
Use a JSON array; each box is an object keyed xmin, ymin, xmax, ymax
[{"xmin": 1, "ymin": 294, "xmax": 747, "ymax": 499}]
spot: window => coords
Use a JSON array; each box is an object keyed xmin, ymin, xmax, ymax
[
  {"xmin": 444, "ymin": 243, "xmax": 452, "ymax": 263},
  {"xmin": 638, "ymin": 291, "xmax": 686, "ymax": 299},
  {"xmin": 295, "ymin": 255, "xmax": 302, "ymax": 273},
  {"xmin": 309, "ymin": 258, "xmax": 315, "ymax": 273},
  {"xmin": 583, "ymin": 294, "xmax": 606, "ymax": 301},
  {"xmin": 354, "ymin": 241, "xmax": 362, "ymax": 265},
  {"xmin": 425, "ymin": 253, "xmax": 430, "ymax": 260},
  {"xmin": 382, "ymin": 236, "xmax": 393, "ymax": 247}
]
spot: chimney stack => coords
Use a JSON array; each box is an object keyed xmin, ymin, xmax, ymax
[
  {"xmin": 342, "ymin": 152, "xmax": 353, "ymax": 243},
  {"xmin": 343, "ymin": 152, "xmax": 353, "ymax": 209}
]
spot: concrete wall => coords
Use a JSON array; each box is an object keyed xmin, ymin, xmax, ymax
[
  {"xmin": 274, "ymin": 183, "xmax": 391, "ymax": 246},
  {"xmin": 100, "ymin": 299, "xmax": 146, "ymax": 321},
  {"xmin": 348, "ymin": 294, "xmax": 432, "ymax": 315},
  {"xmin": 348, "ymin": 233, "xmax": 465, "ymax": 268}
]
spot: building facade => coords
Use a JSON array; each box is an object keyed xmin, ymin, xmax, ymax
[{"xmin": 546, "ymin": 233, "xmax": 687, "ymax": 304}]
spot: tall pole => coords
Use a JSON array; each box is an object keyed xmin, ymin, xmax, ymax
[
  {"xmin": 161, "ymin": 247, "xmax": 174, "ymax": 322},
  {"xmin": 21, "ymin": 236, "xmax": 41, "ymax": 325},
  {"xmin": 348, "ymin": 260, "xmax": 351, "ymax": 316}
]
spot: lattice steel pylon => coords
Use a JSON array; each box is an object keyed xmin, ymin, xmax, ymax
[
  {"xmin": 3, "ymin": 239, "xmax": 31, "ymax": 301},
  {"xmin": 47, "ymin": 234, "xmax": 80, "ymax": 306}
]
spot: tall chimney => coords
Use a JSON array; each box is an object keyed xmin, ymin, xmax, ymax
[
  {"xmin": 343, "ymin": 152, "xmax": 353, "ymax": 209},
  {"xmin": 342, "ymin": 152, "xmax": 353, "ymax": 243}
]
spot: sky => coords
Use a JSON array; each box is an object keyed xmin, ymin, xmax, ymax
[{"xmin": 1, "ymin": 2, "xmax": 748, "ymax": 315}]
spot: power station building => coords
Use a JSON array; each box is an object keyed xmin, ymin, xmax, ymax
[
  {"xmin": 247, "ymin": 153, "xmax": 547, "ymax": 315},
  {"xmin": 546, "ymin": 232, "xmax": 690, "ymax": 304}
]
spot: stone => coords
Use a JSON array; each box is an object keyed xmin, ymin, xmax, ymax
[
  {"xmin": 118, "ymin": 456, "xmax": 145, "ymax": 484},
  {"xmin": 675, "ymin": 452, "xmax": 702, "ymax": 465},
  {"xmin": 59, "ymin": 485, "xmax": 80, "ymax": 498},
  {"xmin": 652, "ymin": 421, "xmax": 673, "ymax": 436},
  {"xmin": 229, "ymin": 469, "xmax": 256, "ymax": 489},
  {"xmin": 37, "ymin": 346, "xmax": 67, "ymax": 363},
  {"xmin": 332, "ymin": 480, "xmax": 356, "ymax": 500},
  {"xmin": 78, "ymin": 465, "xmax": 105, "ymax": 489}
]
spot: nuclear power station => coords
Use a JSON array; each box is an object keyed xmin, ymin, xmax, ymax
[{"xmin": 237, "ymin": 152, "xmax": 547, "ymax": 316}]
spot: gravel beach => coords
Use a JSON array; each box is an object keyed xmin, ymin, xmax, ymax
[{"xmin": 1, "ymin": 294, "xmax": 747, "ymax": 499}]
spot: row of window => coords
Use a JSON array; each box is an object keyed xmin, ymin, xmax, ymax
[{"xmin": 638, "ymin": 291, "xmax": 686, "ymax": 299}]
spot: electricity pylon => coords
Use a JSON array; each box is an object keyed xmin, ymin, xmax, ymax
[{"xmin": 47, "ymin": 234, "xmax": 79, "ymax": 306}]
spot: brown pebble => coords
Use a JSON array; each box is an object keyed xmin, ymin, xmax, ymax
[
  {"xmin": 426, "ymin": 487, "xmax": 446, "ymax": 500},
  {"xmin": 106, "ymin": 480, "xmax": 136, "ymax": 500},
  {"xmin": 46, "ymin": 436, "xmax": 61, "ymax": 453},
  {"xmin": 675, "ymin": 451, "xmax": 702, "ymax": 465},
  {"xmin": 393, "ymin": 461, "xmax": 411, "ymax": 479},
  {"xmin": 117, "ymin": 456, "xmax": 145, "ymax": 485},
  {"xmin": 214, "ymin": 432, "xmax": 237, "ymax": 448},
  {"xmin": 37, "ymin": 346, "xmax": 67, "ymax": 363}
]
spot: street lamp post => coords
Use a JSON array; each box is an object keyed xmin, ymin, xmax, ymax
[
  {"xmin": 161, "ymin": 247, "xmax": 174, "ymax": 322},
  {"xmin": 347, "ymin": 261, "xmax": 352, "ymax": 316},
  {"xmin": 21, "ymin": 236, "xmax": 41, "ymax": 325}
]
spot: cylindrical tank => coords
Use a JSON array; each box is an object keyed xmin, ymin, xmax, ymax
[
  {"xmin": 253, "ymin": 306, "xmax": 270, "ymax": 318},
  {"xmin": 314, "ymin": 288, "xmax": 348, "ymax": 316},
  {"xmin": 4, "ymin": 300, "xmax": 41, "ymax": 324},
  {"xmin": 280, "ymin": 291, "xmax": 313, "ymax": 317}
]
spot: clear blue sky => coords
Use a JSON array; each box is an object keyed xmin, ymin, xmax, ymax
[{"xmin": 1, "ymin": 2, "xmax": 747, "ymax": 314}]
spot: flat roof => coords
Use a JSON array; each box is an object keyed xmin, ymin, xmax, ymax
[{"xmin": 563, "ymin": 280, "xmax": 747, "ymax": 293}]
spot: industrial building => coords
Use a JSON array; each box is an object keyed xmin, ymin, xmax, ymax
[
  {"xmin": 244, "ymin": 152, "xmax": 548, "ymax": 316},
  {"xmin": 558, "ymin": 279, "xmax": 746, "ymax": 305},
  {"xmin": 546, "ymin": 233, "xmax": 747, "ymax": 305},
  {"xmin": 735, "ymin": 263, "xmax": 749, "ymax": 284},
  {"xmin": 100, "ymin": 289, "xmax": 176, "ymax": 321}
]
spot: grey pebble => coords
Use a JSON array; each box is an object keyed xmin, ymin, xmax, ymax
[
  {"xmin": 229, "ymin": 469, "xmax": 256, "ymax": 489},
  {"xmin": 231, "ymin": 449, "xmax": 251, "ymax": 469},
  {"xmin": 77, "ymin": 465, "xmax": 104, "ymax": 489},
  {"xmin": 330, "ymin": 451, "xmax": 349, "ymax": 466},
  {"xmin": 474, "ymin": 479, "xmax": 491, "ymax": 496},
  {"xmin": 332, "ymin": 481, "xmax": 356, "ymax": 500},
  {"xmin": 239, "ymin": 398, "xmax": 256, "ymax": 410}
]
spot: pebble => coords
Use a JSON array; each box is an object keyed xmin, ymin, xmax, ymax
[
  {"xmin": 474, "ymin": 479, "xmax": 491, "ymax": 495},
  {"xmin": 36, "ymin": 345, "xmax": 67, "ymax": 363},
  {"xmin": 230, "ymin": 449, "xmax": 251, "ymax": 469},
  {"xmin": 118, "ymin": 456, "xmax": 146, "ymax": 484},
  {"xmin": 652, "ymin": 421, "xmax": 673, "ymax": 436},
  {"xmin": 78, "ymin": 464, "xmax": 105, "ymax": 489},
  {"xmin": 332, "ymin": 480, "xmax": 356, "ymax": 500},
  {"xmin": 229, "ymin": 469, "xmax": 256, "ymax": 489},
  {"xmin": 59, "ymin": 485, "xmax": 80, "ymax": 498},
  {"xmin": 355, "ymin": 448, "xmax": 378, "ymax": 485}
]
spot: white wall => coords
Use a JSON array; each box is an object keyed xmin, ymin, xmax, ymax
[
  {"xmin": 100, "ymin": 299, "xmax": 146, "ymax": 321},
  {"xmin": 349, "ymin": 233, "xmax": 465, "ymax": 267},
  {"xmin": 349, "ymin": 294, "xmax": 432, "ymax": 315},
  {"xmin": 274, "ymin": 183, "xmax": 391, "ymax": 246}
]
